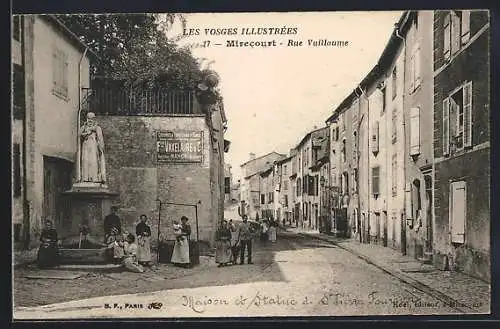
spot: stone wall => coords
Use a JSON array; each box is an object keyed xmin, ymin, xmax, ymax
[{"xmin": 97, "ymin": 115, "xmax": 217, "ymax": 246}]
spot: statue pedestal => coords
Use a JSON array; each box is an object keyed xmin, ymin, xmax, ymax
[{"xmin": 63, "ymin": 182, "xmax": 119, "ymax": 242}]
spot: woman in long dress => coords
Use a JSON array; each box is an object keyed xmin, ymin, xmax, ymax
[
  {"xmin": 123, "ymin": 234, "xmax": 144, "ymax": 273},
  {"xmin": 37, "ymin": 220, "xmax": 60, "ymax": 268},
  {"xmin": 171, "ymin": 216, "xmax": 191, "ymax": 267},
  {"xmin": 215, "ymin": 220, "xmax": 232, "ymax": 267},
  {"xmin": 136, "ymin": 214, "xmax": 152, "ymax": 266},
  {"xmin": 268, "ymin": 219, "xmax": 277, "ymax": 243},
  {"xmin": 229, "ymin": 220, "xmax": 240, "ymax": 265}
]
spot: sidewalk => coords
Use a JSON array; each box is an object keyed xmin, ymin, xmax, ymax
[{"xmin": 289, "ymin": 228, "xmax": 490, "ymax": 314}]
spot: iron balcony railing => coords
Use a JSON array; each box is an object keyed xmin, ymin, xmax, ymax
[{"xmin": 82, "ymin": 86, "xmax": 202, "ymax": 116}]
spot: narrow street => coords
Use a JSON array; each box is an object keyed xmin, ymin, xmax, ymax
[{"xmin": 14, "ymin": 231, "xmax": 470, "ymax": 319}]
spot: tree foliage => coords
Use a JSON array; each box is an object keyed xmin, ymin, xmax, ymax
[{"xmin": 55, "ymin": 13, "xmax": 214, "ymax": 92}]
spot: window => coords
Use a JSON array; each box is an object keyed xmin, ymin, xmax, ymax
[
  {"xmin": 261, "ymin": 194, "xmax": 265, "ymax": 204},
  {"xmin": 443, "ymin": 81, "xmax": 473, "ymax": 155},
  {"xmin": 381, "ymin": 86, "xmax": 386, "ymax": 113},
  {"xmin": 392, "ymin": 108, "xmax": 397, "ymax": 144},
  {"xmin": 391, "ymin": 154, "xmax": 397, "ymax": 196},
  {"xmin": 336, "ymin": 127, "xmax": 339, "ymax": 141},
  {"xmin": 409, "ymin": 21, "xmax": 422, "ymax": 92},
  {"xmin": 450, "ymin": 181, "xmax": 466, "ymax": 244},
  {"xmin": 284, "ymin": 180, "xmax": 289, "ymax": 191},
  {"xmin": 283, "ymin": 165, "xmax": 288, "ymax": 175},
  {"xmin": 268, "ymin": 192, "xmax": 273, "ymax": 203},
  {"xmin": 296, "ymin": 178, "xmax": 301, "ymax": 196},
  {"xmin": 342, "ymin": 172, "xmax": 349, "ymax": 195},
  {"xmin": 353, "ymin": 169, "xmax": 358, "ymax": 193},
  {"xmin": 13, "ymin": 16, "xmax": 21, "ymax": 41},
  {"xmin": 341, "ymin": 139, "xmax": 346, "ymax": 162},
  {"xmin": 410, "ymin": 107, "xmax": 421, "ymax": 156},
  {"xmin": 372, "ymin": 166, "xmax": 380, "ymax": 196},
  {"xmin": 224, "ymin": 177, "xmax": 230, "ymax": 194},
  {"xmin": 52, "ymin": 47, "xmax": 69, "ymax": 99},
  {"xmin": 353, "ymin": 131, "xmax": 357, "ymax": 162},
  {"xmin": 391, "ymin": 66, "xmax": 397, "ymax": 99},
  {"xmin": 371, "ymin": 121, "xmax": 379, "ymax": 154},
  {"xmin": 444, "ymin": 11, "xmax": 471, "ymax": 61},
  {"xmin": 13, "ymin": 64, "xmax": 25, "ymax": 120},
  {"xmin": 13, "ymin": 143, "xmax": 21, "ymax": 197},
  {"xmin": 284, "ymin": 195, "xmax": 289, "ymax": 207}
]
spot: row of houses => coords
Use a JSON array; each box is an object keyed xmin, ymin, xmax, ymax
[{"xmin": 239, "ymin": 10, "xmax": 490, "ymax": 282}]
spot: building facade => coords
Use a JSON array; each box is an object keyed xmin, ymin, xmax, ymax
[
  {"xmin": 276, "ymin": 156, "xmax": 293, "ymax": 226},
  {"xmin": 432, "ymin": 10, "xmax": 490, "ymax": 281},
  {"xmin": 11, "ymin": 15, "xmax": 95, "ymax": 249},
  {"xmin": 240, "ymin": 152, "xmax": 286, "ymax": 220}
]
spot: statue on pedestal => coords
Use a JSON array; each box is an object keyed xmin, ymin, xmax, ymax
[{"xmin": 80, "ymin": 112, "xmax": 107, "ymax": 184}]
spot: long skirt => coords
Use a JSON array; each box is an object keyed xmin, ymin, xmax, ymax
[
  {"xmin": 215, "ymin": 240, "xmax": 232, "ymax": 264},
  {"xmin": 137, "ymin": 236, "xmax": 152, "ymax": 263},
  {"xmin": 171, "ymin": 238, "xmax": 190, "ymax": 264},
  {"xmin": 268, "ymin": 227, "xmax": 277, "ymax": 242},
  {"xmin": 123, "ymin": 256, "xmax": 144, "ymax": 273},
  {"xmin": 37, "ymin": 243, "xmax": 59, "ymax": 268}
]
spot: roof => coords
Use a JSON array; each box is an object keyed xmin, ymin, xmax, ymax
[
  {"xmin": 325, "ymin": 11, "xmax": 411, "ymax": 124},
  {"xmin": 240, "ymin": 151, "xmax": 286, "ymax": 167},
  {"xmin": 40, "ymin": 15, "xmax": 100, "ymax": 63},
  {"xmin": 275, "ymin": 156, "xmax": 292, "ymax": 165},
  {"xmin": 260, "ymin": 166, "xmax": 273, "ymax": 177},
  {"xmin": 297, "ymin": 126, "xmax": 328, "ymax": 149}
]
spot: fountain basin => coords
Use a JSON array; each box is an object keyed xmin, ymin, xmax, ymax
[{"xmin": 59, "ymin": 248, "xmax": 109, "ymax": 264}]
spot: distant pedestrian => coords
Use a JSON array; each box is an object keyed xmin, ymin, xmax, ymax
[
  {"xmin": 229, "ymin": 219, "xmax": 240, "ymax": 264},
  {"xmin": 215, "ymin": 220, "xmax": 232, "ymax": 267},
  {"xmin": 268, "ymin": 219, "xmax": 277, "ymax": 243},
  {"xmin": 237, "ymin": 215, "xmax": 255, "ymax": 265},
  {"xmin": 260, "ymin": 219, "xmax": 269, "ymax": 243},
  {"xmin": 136, "ymin": 214, "xmax": 152, "ymax": 266}
]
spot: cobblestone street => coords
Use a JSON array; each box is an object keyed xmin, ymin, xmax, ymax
[{"xmin": 14, "ymin": 230, "xmax": 490, "ymax": 319}]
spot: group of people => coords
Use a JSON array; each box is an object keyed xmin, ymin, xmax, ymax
[
  {"xmin": 258, "ymin": 218, "xmax": 278, "ymax": 243},
  {"xmin": 36, "ymin": 206, "xmax": 193, "ymax": 271},
  {"xmin": 215, "ymin": 215, "xmax": 256, "ymax": 267}
]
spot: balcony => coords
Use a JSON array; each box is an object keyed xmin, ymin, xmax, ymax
[{"xmin": 82, "ymin": 84, "xmax": 203, "ymax": 116}]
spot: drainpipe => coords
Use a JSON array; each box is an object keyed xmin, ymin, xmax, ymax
[
  {"xmin": 395, "ymin": 18, "xmax": 408, "ymax": 255},
  {"xmin": 20, "ymin": 16, "xmax": 30, "ymax": 249},
  {"xmin": 76, "ymin": 47, "xmax": 88, "ymax": 182}
]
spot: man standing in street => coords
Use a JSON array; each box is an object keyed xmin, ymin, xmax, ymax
[
  {"xmin": 104, "ymin": 206, "xmax": 122, "ymax": 240},
  {"xmin": 237, "ymin": 215, "xmax": 255, "ymax": 265}
]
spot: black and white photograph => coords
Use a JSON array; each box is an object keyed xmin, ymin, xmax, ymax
[{"xmin": 11, "ymin": 10, "xmax": 491, "ymax": 319}]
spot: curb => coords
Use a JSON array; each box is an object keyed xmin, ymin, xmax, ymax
[{"xmin": 298, "ymin": 232, "xmax": 479, "ymax": 314}]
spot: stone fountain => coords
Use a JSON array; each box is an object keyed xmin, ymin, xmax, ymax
[{"xmin": 61, "ymin": 112, "xmax": 118, "ymax": 264}]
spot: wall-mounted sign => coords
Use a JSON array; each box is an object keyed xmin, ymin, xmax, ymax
[{"xmin": 156, "ymin": 130, "xmax": 203, "ymax": 163}]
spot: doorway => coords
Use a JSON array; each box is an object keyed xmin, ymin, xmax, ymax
[
  {"xmin": 43, "ymin": 156, "xmax": 73, "ymax": 234},
  {"xmin": 424, "ymin": 175, "xmax": 433, "ymax": 253}
]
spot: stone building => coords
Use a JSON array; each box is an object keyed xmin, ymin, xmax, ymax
[
  {"xmin": 275, "ymin": 155, "xmax": 293, "ymax": 226},
  {"xmin": 239, "ymin": 152, "xmax": 286, "ymax": 220},
  {"xmin": 432, "ymin": 10, "xmax": 490, "ymax": 281},
  {"xmin": 11, "ymin": 15, "xmax": 97, "ymax": 249}
]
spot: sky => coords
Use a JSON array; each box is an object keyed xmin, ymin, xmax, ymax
[{"xmin": 166, "ymin": 11, "xmax": 403, "ymax": 180}]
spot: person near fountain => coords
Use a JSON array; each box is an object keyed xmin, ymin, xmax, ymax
[
  {"xmin": 136, "ymin": 214, "xmax": 152, "ymax": 267},
  {"xmin": 106, "ymin": 227, "xmax": 125, "ymax": 264},
  {"xmin": 104, "ymin": 206, "xmax": 121, "ymax": 243},
  {"xmin": 171, "ymin": 216, "xmax": 191, "ymax": 268},
  {"xmin": 80, "ymin": 111, "xmax": 106, "ymax": 183},
  {"xmin": 36, "ymin": 220, "xmax": 60, "ymax": 268},
  {"xmin": 123, "ymin": 233, "xmax": 144, "ymax": 273},
  {"xmin": 215, "ymin": 219, "xmax": 232, "ymax": 267}
]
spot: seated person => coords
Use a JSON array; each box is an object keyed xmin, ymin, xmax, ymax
[{"xmin": 37, "ymin": 220, "xmax": 60, "ymax": 268}]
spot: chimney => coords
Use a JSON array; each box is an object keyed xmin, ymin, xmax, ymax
[{"xmin": 249, "ymin": 153, "xmax": 256, "ymax": 160}]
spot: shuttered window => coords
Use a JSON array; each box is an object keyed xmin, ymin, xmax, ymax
[
  {"xmin": 443, "ymin": 98, "xmax": 450, "ymax": 156},
  {"xmin": 443, "ymin": 13, "xmax": 451, "ymax": 60},
  {"xmin": 461, "ymin": 10, "xmax": 471, "ymax": 45},
  {"xmin": 371, "ymin": 121, "xmax": 379, "ymax": 154},
  {"xmin": 410, "ymin": 107, "xmax": 421, "ymax": 156},
  {"xmin": 450, "ymin": 181, "xmax": 466, "ymax": 244},
  {"xmin": 463, "ymin": 81, "xmax": 473, "ymax": 148},
  {"xmin": 405, "ymin": 182, "xmax": 413, "ymax": 220},
  {"xmin": 52, "ymin": 47, "xmax": 69, "ymax": 99},
  {"xmin": 372, "ymin": 167, "xmax": 380, "ymax": 196},
  {"xmin": 451, "ymin": 11, "xmax": 461, "ymax": 56},
  {"xmin": 414, "ymin": 44, "xmax": 421, "ymax": 89}
]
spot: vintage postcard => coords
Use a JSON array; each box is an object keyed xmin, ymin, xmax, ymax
[{"xmin": 11, "ymin": 10, "xmax": 491, "ymax": 319}]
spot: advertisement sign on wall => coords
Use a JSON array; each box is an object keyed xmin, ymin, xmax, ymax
[{"xmin": 156, "ymin": 130, "xmax": 203, "ymax": 163}]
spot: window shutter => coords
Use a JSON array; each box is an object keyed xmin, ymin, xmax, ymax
[
  {"xmin": 414, "ymin": 44, "xmax": 421, "ymax": 88},
  {"xmin": 463, "ymin": 81, "xmax": 473, "ymax": 148},
  {"xmin": 409, "ymin": 50, "xmax": 415, "ymax": 92},
  {"xmin": 443, "ymin": 98, "xmax": 450, "ymax": 156},
  {"xmin": 451, "ymin": 11, "xmax": 461, "ymax": 55},
  {"xmin": 63, "ymin": 58, "xmax": 69, "ymax": 95},
  {"xmin": 443, "ymin": 13, "xmax": 451, "ymax": 60},
  {"xmin": 52, "ymin": 50, "xmax": 58, "ymax": 87},
  {"xmin": 461, "ymin": 10, "xmax": 471, "ymax": 44},
  {"xmin": 405, "ymin": 182, "xmax": 413, "ymax": 220},
  {"xmin": 372, "ymin": 167, "xmax": 380, "ymax": 195},
  {"xmin": 371, "ymin": 121, "xmax": 379, "ymax": 153},
  {"xmin": 410, "ymin": 107, "xmax": 421, "ymax": 156},
  {"xmin": 450, "ymin": 181, "xmax": 466, "ymax": 243}
]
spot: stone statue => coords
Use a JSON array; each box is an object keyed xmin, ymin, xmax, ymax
[{"xmin": 80, "ymin": 112, "xmax": 107, "ymax": 183}]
